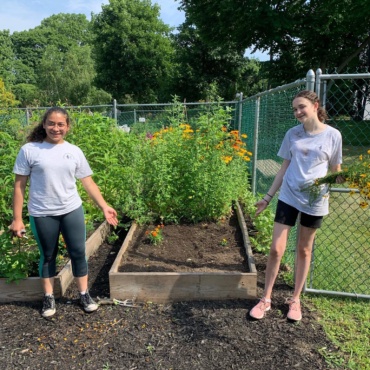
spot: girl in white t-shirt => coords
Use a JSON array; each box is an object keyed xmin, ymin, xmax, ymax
[
  {"xmin": 249, "ymin": 90, "xmax": 343, "ymax": 321},
  {"xmin": 11, "ymin": 107, "xmax": 118, "ymax": 318}
]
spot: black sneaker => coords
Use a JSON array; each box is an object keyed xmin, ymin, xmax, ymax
[
  {"xmin": 41, "ymin": 294, "xmax": 56, "ymax": 318},
  {"xmin": 79, "ymin": 292, "xmax": 98, "ymax": 313}
]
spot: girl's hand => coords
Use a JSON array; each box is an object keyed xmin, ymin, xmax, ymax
[
  {"xmin": 103, "ymin": 207, "xmax": 119, "ymax": 227},
  {"xmin": 9, "ymin": 220, "xmax": 26, "ymax": 238},
  {"xmin": 254, "ymin": 199, "xmax": 269, "ymax": 216},
  {"xmin": 335, "ymin": 174, "xmax": 346, "ymax": 184}
]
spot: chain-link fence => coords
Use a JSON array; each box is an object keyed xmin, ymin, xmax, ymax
[
  {"xmin": 243, "ymin": 69, "xmax": 370, "ymax": 299},
  {"xmin": 0, "ymin": 101, "xmax": 239, "ymax": 135},
  {"xmin": 1, "ymin": 69, "xmax": 369, "ymax": 298},
  {"xmin": 114, "ymin": 100, "xmax": 239, "ymax": 134}
]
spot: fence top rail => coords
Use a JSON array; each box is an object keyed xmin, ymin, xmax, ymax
[
  {"xmin": 243, "ymin": 79, "xmax": 306, "ymax": 102},
  {"xmin": 318, "ymin": 73, "xmax": 370, "ymax": 80},
  {"xmin": 116, "ymin": 101, "xmax": 238, "ymax": 108},
  {"xmin": 3, "ymin": 105, "xmax": 113, "ymax": 111}
]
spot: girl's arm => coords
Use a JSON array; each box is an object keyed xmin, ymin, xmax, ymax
[
  {"xmin": 10, "ymin": 174, "xmax": 28, "ymax": 237},
  {"xmin": 255, "ymin": 159, "xmax": 291, "ymax": 216},
  {"xmin": 80, "ymin": 176, "xmax": 119, "ymax": 226}
]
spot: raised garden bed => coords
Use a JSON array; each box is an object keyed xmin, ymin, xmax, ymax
[
  {"xmin": 0, "ymin": 221, "xmax": 111, "ymax": 303},
  {"xmin": 109, "ymin": 203, "xmax": 257, "ymax": 303}
]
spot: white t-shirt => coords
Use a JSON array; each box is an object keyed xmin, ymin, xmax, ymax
[
  {"xmin": 13, "ymin": 141, "xmax": 93, "ymax": 217},
  {"xmin": 277, "ymin": 124, "xmax": 342, "ymax": 216}
]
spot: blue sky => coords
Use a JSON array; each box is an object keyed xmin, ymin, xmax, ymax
[
  {"xmin": 0, "ymin": 0, "xmax": 268, "ymax": 60},
  {"xmin": 0, "ymin": 0, "xmax": 184, "ymax": 32}
]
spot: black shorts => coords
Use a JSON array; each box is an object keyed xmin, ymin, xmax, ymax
[{"xmin": 274, "ymin": 200, "xmax": 323, "ymax": 229}]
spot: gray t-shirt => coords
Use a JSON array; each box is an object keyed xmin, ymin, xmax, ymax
[
  {"xmin": 13, "ymin": 141, "xmax": 93, "ymax": 217},
  {"xmin": 277, "ymin": 124, "xmax": 342, "ymax": 216}
]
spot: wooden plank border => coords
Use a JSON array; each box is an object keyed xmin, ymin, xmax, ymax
[
  {"xmin": 109, "ymin": 203, "xmax": 257, "ymax": 303},
  {"xmin": 0, "ymin": 221, "xmax": 111, "ymax": 303}
]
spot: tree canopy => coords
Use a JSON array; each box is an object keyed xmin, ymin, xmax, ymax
[
  {"xmin": 179, "ymin": 0, "xmax": 370, "ymax": 83},
  {"xmin": 92, "ymin": 0, "xmax": 175, "ymax": 103}
]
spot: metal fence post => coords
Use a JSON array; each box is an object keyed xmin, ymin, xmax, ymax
[
  {"xmin": 113, "ymin": 99, "xmax": 117, "ymax": 125},
  {"xmin": 306, "ymin": 69, "xmax": 315, "ymax": 91},
  {"xmin": 315, "ymin": 68, "xmax": 322, "ymax": 97},
  {"xmin": 237, "ymin": 92, "xmax": 243, "ymax": 133},
  {"xmin": 25, "ymin": 109, "xmax": 30, "ymax": 126},
  {"xmin": 251, "ymin": 96, "xmax": 260, "ymax": 195}
]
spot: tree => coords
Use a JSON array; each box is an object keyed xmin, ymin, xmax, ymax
[
  {"xmin": 171, "ymin": 21, "xmax": 266, "ymax": 101},
  {"xmin": 0, "ymin": 30, "xmax": 16, "ymax": 86},
  {"xmin": 8, "ymin": 14, "xmax": 111, "ymax": 106},
  {"xmin": 37, "ymin": 44, "xmax": 97, "ymax": 105},
  {"xmin": 92, "ymin": 0, "xmax": 175, "ymax": 103},
  {"xmin": 0, "ymin": 78, "xmax": 19, "ymax": 107},
  {"xmin": 180, "ymin": 0, "xmax": 370, "ymax": 84},
  {"xmin": 11, "ymin": 14, "xmax": 92, "ymax": 71}
]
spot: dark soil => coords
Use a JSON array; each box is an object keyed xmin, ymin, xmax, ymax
[
  {"xmin": 0, "ymin": 216, "xmax": 340, "ymax": 370},
  {"xmin": 119, "ymin": 214, "xmax": 249, "ymax": 273}
]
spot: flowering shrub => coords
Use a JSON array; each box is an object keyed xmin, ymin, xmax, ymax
[
  {"xmin": 120, "ymin": 100, "xmax": 252, "ymax": 224},
  {"xmin": 309, "ymin": 149, "xmax": 370, "ymax": 209}
]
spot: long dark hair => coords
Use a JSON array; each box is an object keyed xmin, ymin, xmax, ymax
[
  {"xmin": 27, "ymin": 107, "xmax": 70, "ymax": 142},
  {"xmin": 294, "ymin": 90, "xmax": 328, "ymax": 123}
]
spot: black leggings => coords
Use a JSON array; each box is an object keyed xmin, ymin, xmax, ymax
[{"xmin": 30, "ymin": 206, "xmax": 87, "ymax": 278}]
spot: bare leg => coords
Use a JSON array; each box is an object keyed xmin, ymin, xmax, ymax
[
  {"xmin": 41, "ymin": 277, "xmax": 54, "ymax": 295},
  {"xmin": 75, "ymin": 275, "xmax": 89, "ymax": 293},
  {"xmin": 292, "ymin": 225, "xmax": 317, "ymax": 301},
  {"xmin": 263, "ymin": 222, "xmax": 291, "ymax": 300}
]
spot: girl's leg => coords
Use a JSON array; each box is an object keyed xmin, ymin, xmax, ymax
[
  {"xmin": 291, "ymin": 225, "xmax": 317, "ymax": 300},
  {"xmin": 60, "ymin": 206, "xmax": 87, "ymax": 283},
  {"xmin": 60, "ymin": 207, "xmax": 98, "ymax": 312},
  {"xmin": 249, "ymin": 222, "xmax": 291, "ymax": 319},
  {"xmin": 263, "ymin": 222, "xmax": 291, "ymax": 300},
  {"xmin": 30, "ymin": 216, "xmax": 60, "ymax": 294}
]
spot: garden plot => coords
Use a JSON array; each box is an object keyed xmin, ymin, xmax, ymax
[{"xmin": 109, "ymin": 203, "xmax": 257, "ymax": 303}]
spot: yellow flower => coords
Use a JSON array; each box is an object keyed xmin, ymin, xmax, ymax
[
  {"xmin": 241, "ymin": 134, "xmax": 247, "ymax": 138},
  {"xmin": 222, "ymin": 156, "xmax": 233, "ymax": 164},
  {"xmin": 359, "ymin": 201, "xmax": 368, "ymax": 209}
]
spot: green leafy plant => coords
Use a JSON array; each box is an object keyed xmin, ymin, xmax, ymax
[
  {"xmin": 240, "ymin": 192, "xmax": 274, "ymax": 255},
  {"xmin": 145, "ymin": 225, "xmax": 164, "ymax": 245},
  {"xmin": 0, "ymin": 229, "xmax": 39, "ymax": 282},
  {"xmin": 220, "ymin": 238, "xmax": 228, "ymax": 246}
]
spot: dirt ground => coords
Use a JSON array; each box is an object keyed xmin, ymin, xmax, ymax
[{"xmin": 0, "ymin": 215, "xmax": 340, "ymax": 370}]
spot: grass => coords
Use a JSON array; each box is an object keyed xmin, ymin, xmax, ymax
[
  {"xmin": 304, "ymin": 295, "xmax": 370, "ymax": 369},
  {"xmin": 330, "ymin": 119, "xmax": 370, "ymax": 147}
]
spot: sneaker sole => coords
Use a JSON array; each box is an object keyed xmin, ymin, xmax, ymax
[
  {"xmin": 83, "ymin": 305, "xmax": 99, "ymax": 313},
  {"xmin": 249, "ymin": 305, "xmax": 270, "ymax": 320},
  {"xmin": 42, "ymin": 309, "xmax": 56, "ymax": 318}
]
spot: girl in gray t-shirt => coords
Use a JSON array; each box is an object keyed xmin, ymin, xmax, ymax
[
  {"xmin": 249, "ymin": 90, "xmax": 343, "ymax": 322},
  {"xmin": 10, "ymin": 107, "xmax": 119, "ymax": 318}
]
